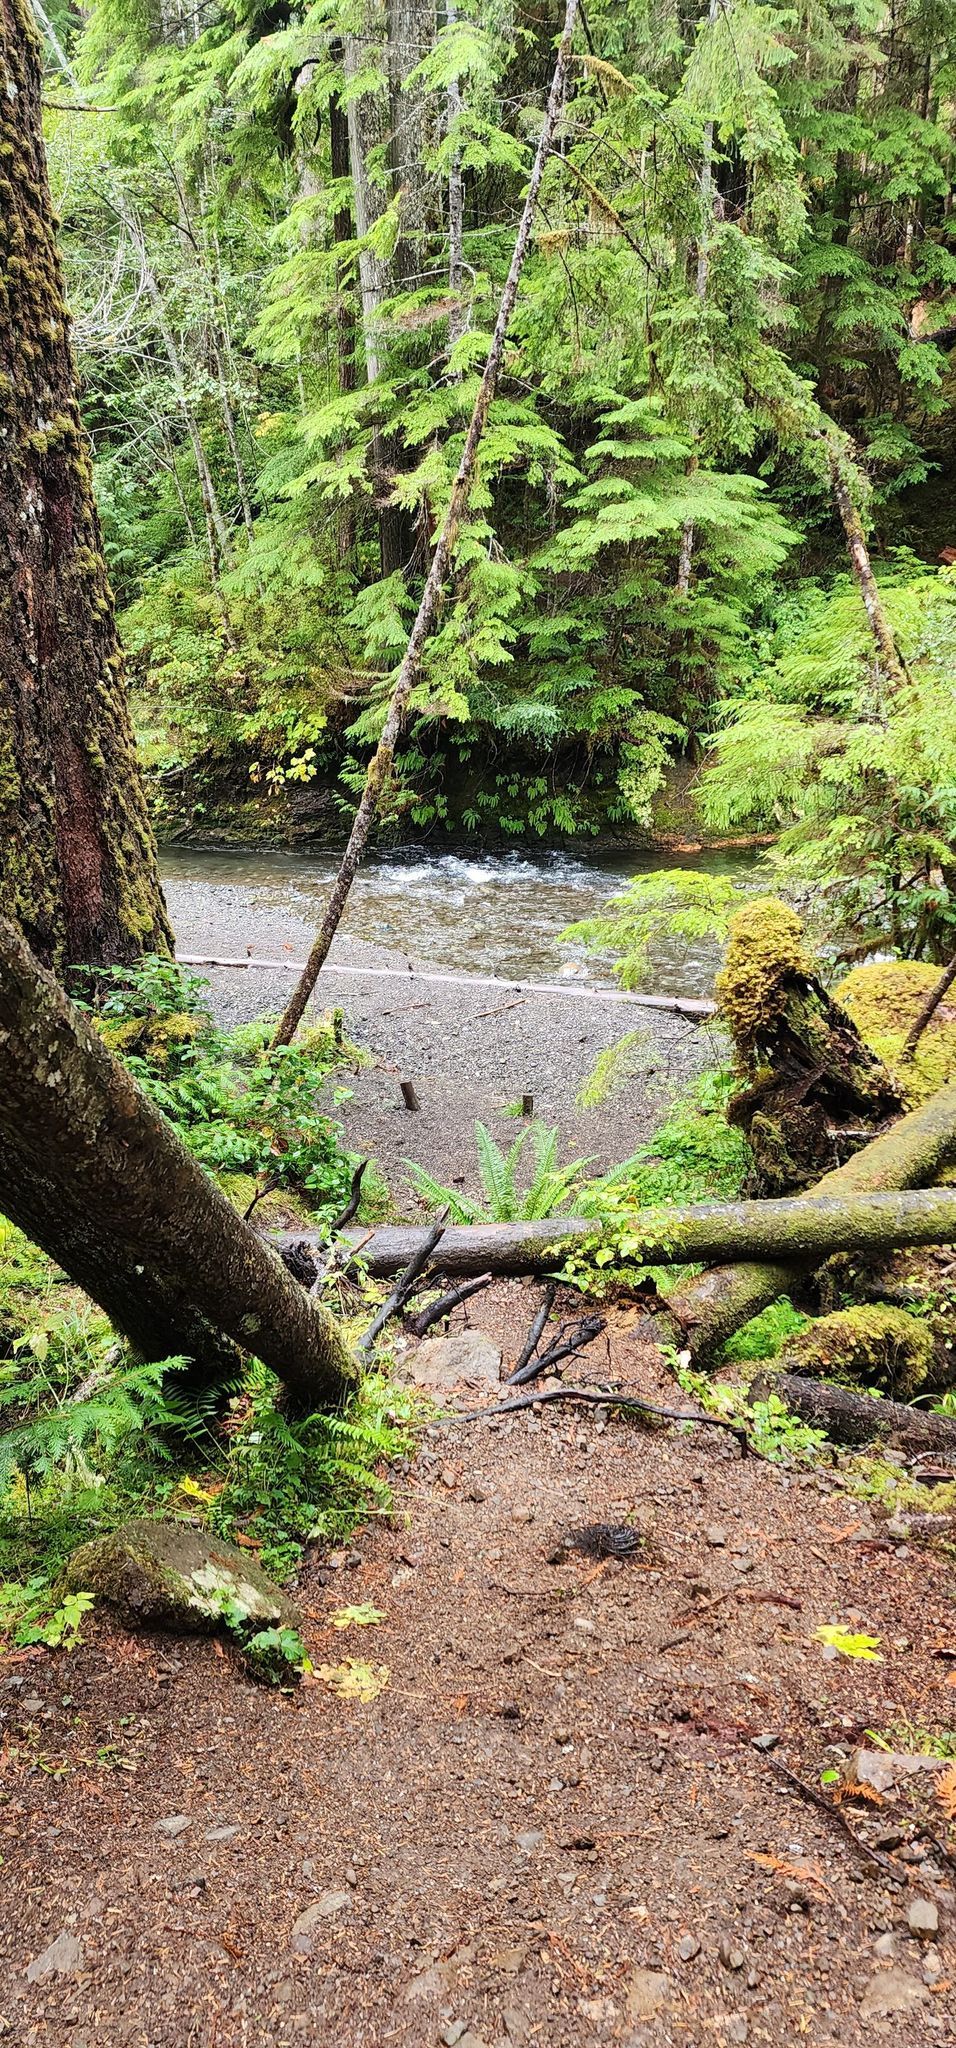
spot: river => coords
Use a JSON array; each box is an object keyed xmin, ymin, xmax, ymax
[{"xmin": 160, "ymin": 842, "xmax": 762, "ymax": 998}]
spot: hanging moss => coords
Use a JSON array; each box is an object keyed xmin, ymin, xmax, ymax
[
  {"xmin": 837, "ymin": 961, "xmax": 956, "ymax": 1107},
  {"xmin": 786, "ymin": 1303, "xmax": 934, "ymax": 1400}
]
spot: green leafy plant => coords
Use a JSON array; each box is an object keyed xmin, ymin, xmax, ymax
[
  {"xmin": 814, "ymin": 1624, "xmax": 883, "ymax": 1661},
  {"xmin": 406, "ymin": 1120, "xmax": 593, "ymax": 1224}
]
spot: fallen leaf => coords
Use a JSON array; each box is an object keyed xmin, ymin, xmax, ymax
[
  {"xmin": 328, "ymin": 1604, "xmax": 385, "ymax": 1630},
  {"xmin": 814, "ymin": 1624, "xmax": 882, "ymax": 1661},
  {"xmin": 315, "ymin": 1658, "xmax": 390, "ymax": 1703},
  {"xmin": 936, "ymin": 1760, "xmax": 956, "ymax": 1821}
]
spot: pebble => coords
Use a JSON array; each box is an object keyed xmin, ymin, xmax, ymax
[
  {"xmin": 752, "ymin": 1733, "xmax": 779, "ymax": 1753},
  {"xmin": 676, "ymin": 1934, "xmax": 701, "ymax": 1961},
  {"xmin": 154, "ymin": 1814, "xmax": 192, "ymax": 1837},
  {"xmin": 291, "ymin": 1893, "xmax": 351, "ymax": 1951},
  {"xmin": 907, "ymin": 1897, "xmax": 939, "ymax": 1938},
  {"xmin": 706, "ymin": 1526, "xmax": 727, "ymax": 1547},
  {"xmin": 516, "ymin": 1830, "xmax": 543, "ymax": 1852},
  {"xmin": 724, "ymin": 2019, "xmax": 749, "ymax": 2044},
  {"xmin": 718, "ymin": 1937, "xmax": 745, "ymax": 1971}
]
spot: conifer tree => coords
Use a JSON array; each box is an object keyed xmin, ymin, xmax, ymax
[{"xmin": 0, "ymin": 0, "xmax": 170, "ymax": 969}]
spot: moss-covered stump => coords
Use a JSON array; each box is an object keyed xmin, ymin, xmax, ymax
[
  {"xmin": 62, "ymin": 1519, "xmax": 300, "ymax": 1636},
  {"xmin": 784, "ymin": 1304, "xmax": 934, "ymax": 1399},
  {"xmin": 715, "ymin": 899, "xmax": 901, "ymax": 1195},
  {"xmin": 837, "ymin": 961, "xmax": 956, "ymax": 1108}
]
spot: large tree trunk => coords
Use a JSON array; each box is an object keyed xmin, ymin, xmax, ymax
[
  {"xmin": 651, "ymin": 1078, "xmax": 956, "ymax": 1364},
  {"xmin": 271, "ymin": 1182, "xmax": 956, "ymax": 1277},
  {"xmin": 0, "ymin": 917, "xmax": 356, "ymax": 1412},
  {"xmin": 0, "ymin": 0, "xmax": 171, "ymax": 970}
]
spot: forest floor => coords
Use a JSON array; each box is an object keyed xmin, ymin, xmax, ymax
[
  {"xmin": 165, "ymin": 875, "xmax": 718, "ymax": 1202},
  {"xmin": 1, "ymin": 1283, "xmax": 955, "ymax": 2047}
]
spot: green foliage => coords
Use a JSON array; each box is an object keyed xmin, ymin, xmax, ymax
[
  {"xmin": 673, "ymin": 1358, "xmax": 828, "ymax": 1463},
  {"xmin": 405, "ymin": 1120, "xmax": 594, "ymax": 1224},
  {"xmin": 563, "ymin": 870, "xmax": 744, "ymax": 990},
  {"xmin": 88, "ymin": 957, "xmax": 359, "ymax": 1218},
  {"xmin": 701, "ymin": 569, "xmax": 956, "ymax": 961},
  {"xmin": 210, "ymin": 1365, "xmax": 418, "ymax": 1579}
]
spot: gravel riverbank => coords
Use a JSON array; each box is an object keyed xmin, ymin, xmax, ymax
[{"xmin": 166, "ymin": 875, "xmax": 725, "ymax": 1206}]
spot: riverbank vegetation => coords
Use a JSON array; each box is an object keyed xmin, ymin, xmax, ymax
[{"xmin": 34, "ymin": 0, "xmax": 956, "ymax": 873}]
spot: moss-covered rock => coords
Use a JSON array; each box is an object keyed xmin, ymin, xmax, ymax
[
  {"xmin": 785, "ymin": 1303, "xmax": 934, "ymax": 1400},
  {"xmin": 836, "ymin": 960, "xmax": 956, "ymax": 1107},
  {"xmin": 62, "ymin": 1518, "xmax": 300, "ymax": 1636}
]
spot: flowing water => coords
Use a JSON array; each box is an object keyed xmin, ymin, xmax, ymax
[{"xmin": 160, "ymin": 842, "xmax": 764, "ymax": 997}]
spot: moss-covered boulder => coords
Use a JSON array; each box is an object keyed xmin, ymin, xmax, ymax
[
  {"xmin": 836, "ymin": 961, "xmax": 956, "ymax": 1108},
  {"xmin": 62, "ymin": 1518, "xmax": 300, "ymax": 1636},
  {"xmin": 785, "ymin": 1304, "xmax": 934, "ymax": 1400}
]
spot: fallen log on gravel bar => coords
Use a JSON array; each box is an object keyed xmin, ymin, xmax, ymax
[
  {"xmin": 272, "ymin": 1184, "xmax": 956, "ymax": 1278},
  {"xmin": 644, "ymin": 1079, "xmax": 956, "ymax": 1365},
  {"xmin": 756, "ymin": 1372, "xmax": 956, "ymax": 1452}
]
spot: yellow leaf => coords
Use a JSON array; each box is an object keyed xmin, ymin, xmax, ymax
[
  {"xmin": 316, "ymin": 1659, "xmax": 390, "ymax": 1703},
  {"xmin": 936, "ymin": 1761, "xmax": 956, "ymax": 1822},
  {"xmin": 813, "ymin": 1624, "xmax": 883, "ymax": 1661},
  {"xmin": 328, "ymin": 1603, "xmax": 385, "ymax": 1629}
]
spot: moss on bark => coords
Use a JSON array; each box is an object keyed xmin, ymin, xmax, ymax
[{"xmin": 0, "ymin": 0, "xmax": 171, "ymax": 968}]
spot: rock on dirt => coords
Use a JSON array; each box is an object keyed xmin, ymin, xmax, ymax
[
  {"xmin": 62, "ymin": 1519, "xmax": 299, "ymax": 1635},
  {"xmin": 625, "ymin": 1968, "xmax": 671, "ymax": 2019},
  {"xmin": 906, "ymin": 1897, "xmax": 939, "ymax": 1937},
  {"xmin": 400, "ymin": 1331, "xmax": 502, "ymax": 1395},
  {"xmin": 26, "ymin": 1932, "xmax": 84, "ymax": 1982},
  {"xmin": 859, "ymin": 1967, "xmax": 929, "ymax": 2021}
]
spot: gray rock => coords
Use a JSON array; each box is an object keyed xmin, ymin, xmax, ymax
[
  {"xmin": 502, "ymin": 2012, "xmax": 530, "ymax": 2046},
  {"xmin": 205, "ymin": 1825, "xmax": 240, "ymax": 1842},
  {"xmin": 718, "ymin": 1937, "xmax": 745, "ymax": 1971},
  {"xmin": 676, "ymin": 1934, "xmax": 701, "ymax": 1961},
  {"xmin": 872, "ymin": 1933, "xmax": 899, "ymax": 1959},
  {"xmin": 291, "ymin": 1892, "xmax": 351, "ymax": 1949},
  {"xmin": 62, "ymin": 1518, "xmax": 298, "ymax": 1635},
  {"xmin": 154, "ymin": 1814, "xmax": 193, "ymax": 1837},
  {"xmin": 907, "ymin": 1897, "xmax": 939, "ymax": 1938},
  {"xmin": 516, "ymin": 1829, "xmax": 543, "ymax": 1852},
  {"xmin": 402, "ymin": 1332, "xmax": 501, "ymax": 1395},
  {"xmin": 706, "ymin": 1526, "xmax": 727, "ymax": 1548},
  {"xmin": 724, "ymin": 2020, "xmax": 749, "ymax": 2045},
  {"xmin": 752, "ymin": 1733, "xmax": 779, "ymax": 1752},
  {"xmin": 440, "ymin": 2025, "xmax": 468, "ymax": 2047},
  {"xmin": 26, "ymin": 1932, "xmax": 85, "ymax": 1982},
  {"xmin": 859, "ymin": 1967, "xmax": 929, "ymax": 2022}
]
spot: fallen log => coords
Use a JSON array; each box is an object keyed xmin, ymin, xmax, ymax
[
  {"xmin": 757, "ymin": 1372, "xmax": 956, "ymax": 1453},
  {"xmin": 271, "ymin": 1184, "xmax": 956, "ymax": 1278},
  {"xmin": 648, "ymin": 1078, "xmax": 956, "ymax": 1365}
]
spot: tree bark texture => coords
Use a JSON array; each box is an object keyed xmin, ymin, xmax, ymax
[
  {"xmin": 0, "ymin": 917, "xmax": 356, "ymax": 1411},
  {"xmin": 0, "ymin": 0, "xmax": 171, "ymax": 970},
  {"xmin": 652, "ymin": 1078, "xmax": 956, "ymax": 1364},
  {"xmin": 271, "ymin": 1182, "xmax": 956, "ymax": 1277},
  {"xmin": 272, "ymin": 0, "xmax": 582, "ymax": 1047}
]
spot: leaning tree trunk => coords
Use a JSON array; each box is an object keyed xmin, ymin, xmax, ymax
[
  {"xmin": 649, "ymin": 1078, "xmax": 956, "ymax": 1364},
  {"xmin": 0, "ymin": 917, "xmax": 356, "ymax": 1412},
  {"xmin": 0, "ymin": 0, "xmax": 171, "ymax": 971}
]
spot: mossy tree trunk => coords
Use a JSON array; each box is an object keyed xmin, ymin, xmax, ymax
[
  {"xmin": 0, "ymin": 916, "xmax": 356, "ymax": 1411},
  {"xmin": 0, "ymin": 0, "xmax": 171, "ymax": 971}
]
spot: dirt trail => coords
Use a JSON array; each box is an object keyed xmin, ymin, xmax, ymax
[{"xmin": 1, "ymin": 1288, "xmax": 954, "ymax": 2046}]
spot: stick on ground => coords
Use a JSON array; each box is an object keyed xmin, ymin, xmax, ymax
[{"xmin": 440, "ymin": 1384, "xmax": 749, "ymax": 1454}]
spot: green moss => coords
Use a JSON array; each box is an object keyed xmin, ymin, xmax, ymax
[
  {"xmin": 788, "ymin": 1303, "xmax": 934, "ymax": 1399},
  {"xmin": 98, "ymin": 1011, "xmax": 206, "ymax": 1067},
  {"xmin": 837, "ymin": 960, "xmax": 956, "ymax": 1107},
  {"xmin": 715, "ymin": 897, "xmax": 814, "ymax": 1051}
]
